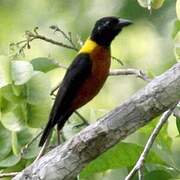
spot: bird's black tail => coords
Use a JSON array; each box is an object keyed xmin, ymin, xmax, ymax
[
  {"xmin": 39, "ymin": 111, "xmax": 73, "ymax": 147},
  {"xmin": 39, "ymin": 120, "xmax": 53, "ymax": 147}
]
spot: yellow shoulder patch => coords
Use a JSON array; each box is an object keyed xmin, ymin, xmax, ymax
[{"xmin": 79, "ymin": 39, "xmax": 98, "ymax": 54}]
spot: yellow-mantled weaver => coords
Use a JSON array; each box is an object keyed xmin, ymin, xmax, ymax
[{"xmin": 39, "ymin": 16, "xmax": 132, "ymax": 146}]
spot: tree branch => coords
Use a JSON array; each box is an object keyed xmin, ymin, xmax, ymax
[
  {"xmin": 50, "ymin": 68, "xmax": 150, "ymax": 96},
  {"xmin": 21, "ymin": 130, "xmax": 43, "ymax": 156},
  {"xmin": 25, "ymin": 30, "xmax": 78, "ymax": 51},
  {"xmin": 12, "ymin": 27, "xmax": 125, "ymax": 66},
  {"xmin": 13, "ymin": 63, "xmax": 180, "ymax": 180},
  {"xmin": 0, "ymin": 172, "xmax": 18, "ymax": 178},
  {"xmin": 125, "ymin": 105, "xmax": 177, "ymax": 180},
  {"xmin": 49, "ymin": 25, "xmax": 78, "ymax": 50},
  {"xmin": 109, "ymin": 68, "xmax": 151, "ymax": 82}
]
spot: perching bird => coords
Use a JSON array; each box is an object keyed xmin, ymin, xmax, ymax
[{"xmin": 39, "ymin": 16, "xmax": 132, "ymax": 146}]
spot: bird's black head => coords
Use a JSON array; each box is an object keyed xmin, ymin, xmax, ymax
[{"xmin": 90, "ymin": 17, "xmax": 132, "ymax": 47}]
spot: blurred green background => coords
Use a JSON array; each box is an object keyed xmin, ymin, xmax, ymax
[
  {"xmin": 0, "ymin": 0, "xmax": 177, "ymax": 113},
  {"xmin": 0, "ymin": 0, "xmax": 180, "ymax": 179}
]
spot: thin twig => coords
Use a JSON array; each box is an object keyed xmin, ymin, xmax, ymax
[
  {"xmin": 138, "ymin": 167, "xmax": 144, "ymax": 180},
  {"xmin": 14, "ymin": 28, "xmax": 150, "ymax": 163},
  {"xmin": 49, "ymin": 25, "xmax": 78, "ymax": 50},
  {"xmin": 125, "ymin": 104, "xmax": 177, "ymax": 180},
  {"xmin": 109, "ymin": 69, "xmax": 151, "ymax": 82},
  {"xmin": 50, "ymin": 68, "xmax": 150, "ymax": 96},
  {"xmin": 14, "ymin": 27, "xmax": 126, "ymax": 66},
  {"xmin": 0, "ymin": 172, "xmax": 18, "ymax": 178},
  {"xmin": 21, "ymin": 130, "xmax": 43, "ymax": 156},
  {"xmin": 34, "ymin": 130, "xmax": 53, "ymax": 163},
  {"xmin": 111, "ymin": 55, "xmax": 124, "ymax": 66},
  {"xmin": 50, "ymin": 82, "xmax": 61, "ymax": 95},
  {"xmin": 74, "ymin": 111, "xmax": 89, "ymax": 126},
  {"xmin": 173, "ymin": 101, "xmax": 180, "ymax": 118},
  {"xmin": 26, "ymin": 31, "xmax": 78, "ymax": 51},
  {"xmin": 11, "ymin": 28, "xmax": 78, "ymax": 56},
  {"xmin": 12, "ymin": 63, "xmax": 180, "ymax": 180}
]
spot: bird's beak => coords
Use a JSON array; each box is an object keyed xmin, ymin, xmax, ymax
[{"xmin": 118, "ymin": 18, "xmax": 133, "ymax": 27}]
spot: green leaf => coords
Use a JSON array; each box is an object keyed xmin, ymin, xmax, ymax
[
  {"xmin": 151, "ymin": 0, "xmax": 165, "ymax": 9},
  {"xmin": 17, "ymin": 128, "xmax": 33, "ymax": 146},
  {"xmin": 172, "ymin": 20, "xmax": 180, "ymax": 39},
  {"xmin": 0, "ymin": 96, "xmax": 16, "ymax": 114},
  {"xmin": 176, "ymin": 117, "xmax": 180, "ymax": 134},
  {"xmin": 0, "ymin": 92, "xmax": 2, "ymax": 119},
  {"xmin": 125, "ymin": 118, "xmax": 173, "ymax": 165},
  {"xmin": 137, "ymin": 0, "xmax": 150, "ymax": 8},
  {"xmin": 145, "ymin": 163, "xmax": 178, "ymax": 178},
  {"xmin": 30, "ymin": 57, "xmax": 59, "ymax": 73},
  {"xmin": 80, "ymin": 142, "xmax": 165, "ymax": 178},
  {"xmin": 174, "ymin": 41, "xmax": 180, "ymax": 60},
  {"xmin": 27, "ymin": 99, "xmax": 51, "ymax": 128},
  {"xmin": 12, "ymin": 84, "xmax": 23, "ymax": 96},
  {"xmin": 11, "ymin": 128, "xmax": 40, "ymax": 159},
  {"xmin": 1, "ymin": 106, "xmax": 25, "ymax": 132},
  {"xmin": 11, "ymin": 60, "xmax": 33, "ymax": 85},
  {"xmin": 137, "ymin": 0, "xmax": 165, "ymax": 9},
  {"xmin": 0, "ymin": 89, "xmax": 4, "ymax": 109},
  {"xmin": 1, "ymin": 85, "xmax": 23, "ymax": 103},
  {"xmin": 22, "ymin": 137, "xmax": 41, "ymax": 159},
  {"xmin": 11, "ymin": 128, "xmax": 39, "ymax": 159},
  {"xmin": 1, "ymin": 159, "xmax": 27, "ymax": 176},
  {"xmin": 171, "ymin": 136, "xmax": 180, "ymax": 169},
  {"xmin": 0, "ymin": 55, "xmax": 11, "ymax": 88},
  {"xmin": 174, "ymin": 104, "xmax": 180, "ymax": 134},
  {"xmin": 177, "ymin": 0, "xmax": 180, "ymax": 20},
  {"xmin": 126, "ymin": 117, "xmax": 172, "ymax": 150},
  {"xmin": 0, "ymin": 123, "xmax": 11, "ymax": 161},
  {"xmin": 144, "ymin": 170, "xmax": 172, "ymax": 180},
  {"xmin": 11, "ymin": 132, "xmax": 21, "ymax": 156},
  {"xmin": 26, "ymin": 71, "xmax": 51, "ymax": 105},
  {"xmin": 0, "ymin": 154, "xmax": 21, "ymax": 167}
]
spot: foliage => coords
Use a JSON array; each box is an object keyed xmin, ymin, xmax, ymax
[
  {"xmin": 0, "ymin": 57, "xmax": 54, "ymax": 175},
  {"xmin": 0, "ymin": 0, "xmax": 179, "ymax": 179}
]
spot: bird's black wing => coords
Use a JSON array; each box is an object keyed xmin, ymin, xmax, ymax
[{"xmin": 39, "ymin": 53, "xmax": 92, "ymax": 146}]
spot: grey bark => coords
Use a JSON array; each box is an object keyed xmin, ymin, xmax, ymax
[{"xmin": 13, "ymin": 63, "xmax": 180, "ymax": 180}]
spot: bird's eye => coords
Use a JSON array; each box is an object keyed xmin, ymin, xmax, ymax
[
  {"xmin": 104, "ymin": 21, "xmax": 110, "ymax": 27},
  {"xmin": 97, "ymin": 21, "xmax": 110, "ymax": 31},
  {"xmin": 99, "ymin": 21, "xmax": 110, "ymax": 30},
  {"xmin": 97, "ymin": 26, "xmax": 102, "ymax": 31}
]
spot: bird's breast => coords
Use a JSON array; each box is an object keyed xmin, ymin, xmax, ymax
[{"xmin": 71, "ymin": 46, "xmax": 111, "ymax": 110}]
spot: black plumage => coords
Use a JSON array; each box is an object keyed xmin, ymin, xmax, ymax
[{"xmin": 39, "ymin": 53, "xmax": 92, "ymax": 146}]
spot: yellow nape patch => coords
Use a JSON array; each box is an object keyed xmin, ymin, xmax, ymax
[{"xmin": 79, "ymin": 39, "xmax": 98, "ymax": 54}]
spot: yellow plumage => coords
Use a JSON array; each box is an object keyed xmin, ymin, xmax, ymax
[{"xmin": 79, "ymin": 39, "xmax": 98, "ymax": 54}]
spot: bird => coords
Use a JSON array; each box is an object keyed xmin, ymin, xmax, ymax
[{"xmin": 39, "ymin": 16, "xmax": 132, "ymax": 146}]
